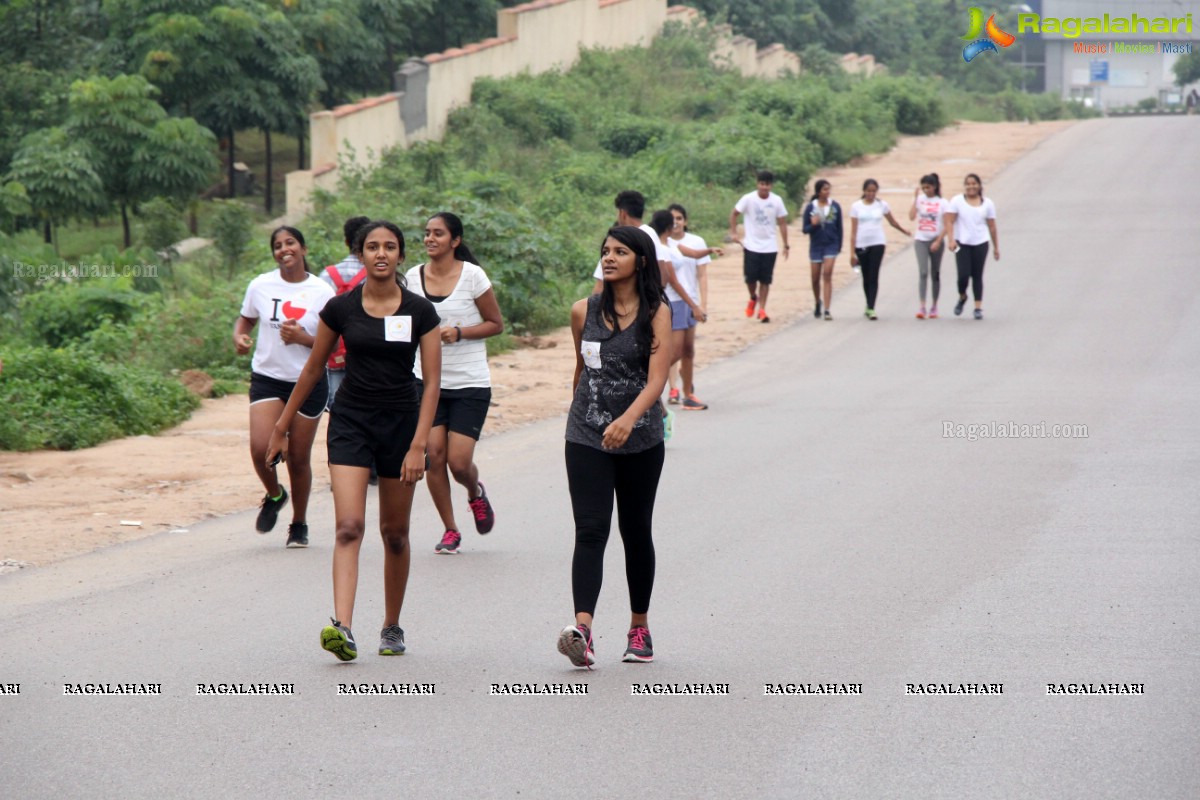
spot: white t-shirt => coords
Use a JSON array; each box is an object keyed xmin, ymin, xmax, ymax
[
  {"xmin": 405, "ymin": 261, "xmax": 493, "ymax": 389},
  {"xmin": 665, "ymin": 232, "xmax": 709, "ymax": 304},
  {"xmin": 734, "ymin": 191, "xmax": 788, "ymax": 253},
  {"xmin": 913, "ymin": 195, "xmax": 945, "ymax": 242},
  {"xmin": 850, "ymin": 199, "xmax": 891, "ymax": 248},
  {"xmin": 239, "ymin": 270, "xmax": 334, "ymax": 381},
  {"xmin": 592, "ymin": 223, "xmax": 672, "ymax": 280},
  {"xmin": 947, "ymin": 195, "xmax": 997, "ymax": 246}
]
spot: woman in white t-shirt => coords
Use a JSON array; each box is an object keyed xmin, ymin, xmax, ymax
[
  {"xmin": 405, "ymin": 212, "xmax": 504, "ymax": 555},
  {"xmin": 908, "ymin": 173, "xmax": 946, "ymax": 319},
  {"xmin": 849, "ymin": 178, "xmax": 910, "ymax": 320},
  {"xmin": 233, "ymin": 226, "xmax": 334, "ymax": 547},
  {"xmin": 666, "ymin": 203, "xmax": 720, "ymax": 409},
  {"xmin": 941, "ymin": 173, "xmax": 1000, "ymax": 320}
]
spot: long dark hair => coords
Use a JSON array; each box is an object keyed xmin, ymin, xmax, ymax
[
  {"xmin": 270, "ymin": 225, "xmax": 310, "ymax": 272},
  {"xmin": 597, "ymin": 225, "xmax": 664, "ymax": 363},
  {"xmin": 919, "ymin": 172, "xmax": 941, "ymax": 197},
  {"xmin": 351, "ymin": 220, "xmax": 407, "ymax": 287},
  {"xmin": 428, "ymin": 211, "xmax": 481, "ymax": 265},
  {"xmin": 810, "ymin": 179, "xmax": 831, "ymax": 203}
]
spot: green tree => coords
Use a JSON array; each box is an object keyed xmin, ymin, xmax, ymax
[
  {"xmin": 66, "ymin": 74, "xmax": 218, "ymax": 247},
  {"xmin": 5, "ymin": 128, "xmax": 107, "ymax": 248},
  {"xmin": 1174, "ymin": 50, "xmax": 1200, "ymax": 87}
]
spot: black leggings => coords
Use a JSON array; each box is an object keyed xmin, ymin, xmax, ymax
[
  {"xmin": 956, "ymin": 242, "xmax": 989, "ymax": 301},
  {"xmin": 565, "ymin": 441, "xmax": 665, "ymax": 617},
  {"xmin": 856, "ymin": 245, "xmax": 885, "ymax": 309}
]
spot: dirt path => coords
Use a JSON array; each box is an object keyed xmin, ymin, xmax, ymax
[{"xmin": 0, "ymin": 120, "xmax": 1076, "ymax": 570}]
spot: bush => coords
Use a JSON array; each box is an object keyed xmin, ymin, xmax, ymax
[
  {"xmin": 0, "ymin": 346, "xmax": 199, "ymax": 451},
  {"xmin": 208, "ymin": 198, "xmax": 256, "ymax": 278},
  {"xmin": 19, "ymin": 281, "xmax": 148, "ymax": 348},
  {"xmin": 598, "ymin": 114, "xmax": 667, "ymax": 157}
]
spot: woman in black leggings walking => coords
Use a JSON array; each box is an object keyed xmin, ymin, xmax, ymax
[
  {"xmin": 942, "ymin": 173, "xmax": 1000, "ymax": 320},
  {"xmin": 849, "ymin": 178, "xmax": 909, "ymax": 320},
  {"xmin": 558, "ymin": 226, "xmax": 671, "ymax": 668}
]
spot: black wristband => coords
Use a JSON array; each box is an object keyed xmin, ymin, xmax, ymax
[{"xmin": 455, "ymin": 326, "xmax": 462, "ymax": 342}]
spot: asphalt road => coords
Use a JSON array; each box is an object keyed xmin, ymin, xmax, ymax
[{"xmin": 2, "ymin": 116, "xmax": 1197, "ymax": 799}]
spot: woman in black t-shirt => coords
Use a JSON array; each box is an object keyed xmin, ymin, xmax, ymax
[{"xmin": 267, "ymin": 220, "xmax": 442, "ymax": 662}]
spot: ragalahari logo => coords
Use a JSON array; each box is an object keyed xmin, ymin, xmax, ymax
[{"xmin": 962, "ymin": 7, "xmax": 1016, "ymax": 62}]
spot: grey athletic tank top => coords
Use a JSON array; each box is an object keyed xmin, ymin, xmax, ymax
[{"xmin": 565, "ymin": 295, "xmax": 663, "ymax": 453}]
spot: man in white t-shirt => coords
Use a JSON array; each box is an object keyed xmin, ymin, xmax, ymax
[{"xmin": 729, "ymin": 170, "xmax": 789, "ymax": 323}]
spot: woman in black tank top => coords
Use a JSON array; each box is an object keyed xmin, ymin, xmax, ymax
[{"xmin": 558, "ymin": 225, "xmax": 672, "ymax": 669}]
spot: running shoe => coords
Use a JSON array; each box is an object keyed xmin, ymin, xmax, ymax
[
  {"xmin": 682, "ymin": 394, "xmax": 707, "ymax": 411},
  {"xmin": 745, "ymin": 296, "xmax": 757, "ymax": 317},
  {"xmin": 468, "ymin": 482, "xmax": 495, "ymax": 534},
  {"xmin": 758, "ymin": 309, "xmax": 770, "ymax": 323},
  {"xmin": 814, "ymin": 301, "xmax": 822, "ymax": 319},
  {"xmin": 916, "ymin": 307, "xmax": 926, "ymax": 319},
  {"xmin": 974, "ymin": 308, "xmax": 984, "ymax": 320},
  {"xmin": 667, "ymin": 388, "xmax": 680, "ymax": 405},
  {"xmin": 866, "ymin": 309, "xmax": 878, "ymax": 320},
  {"xmin": 824, "ymin": 310, "xmax": 833, "ymax": 321},
  {"xmin": 622, "ymin": 626, "xmax": 654, "ymax": 663},
  {"xmin": 929, "ymin": 306, "xmax": 939, "ymax": 319},
  {"xmin": 557, "ymin": 623, "xmax": 595, "ymax": 668},
  {"xmin": 435, "ymin": 529, "xmax": 462, "ymax": 554},
  {"xmin": 255, "ymin": 487, "xmax": 288, "ymax": 533},
  {"xmin": 285, "ymin": 522, "xmax": 308, "ymax": 548},
  {"xmin": 379, "ymin": 624, "xmax": 406, "ymax": 656},
  {"xmin": 663, "ymin": 407, "xmax": 675, "ymax": 443},
  {"xmin": 954, "ymin": 295, "xmax": 967, "ymax": 316},
  {"xmin": 320, "ymin": 618, "xmax": 357, "ymax": 661}
]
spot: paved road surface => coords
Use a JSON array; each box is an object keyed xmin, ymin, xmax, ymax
[{"xmin": 2, "ymin": 117, "xmax": 1197, "ymax": 799}]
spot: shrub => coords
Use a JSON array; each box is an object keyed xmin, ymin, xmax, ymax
[
  {"xmin": 598, "ymin": 114, "xmax": 668, "ymax": 157},
  {"xmin": 208, "ymin": 198, "xmax": 255, "ymax": 278},
  {"xmin": 19, "ymin": 281, "xmax": 148, "ymax": 348},
  {"xmin": 0, "ymin": 346, "xmax": 199, "ymax": 451}
]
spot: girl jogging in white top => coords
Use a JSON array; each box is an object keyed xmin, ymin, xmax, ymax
[{"xmin": 942, "ymin": 173, "xmax": 1000, "ymax": 320}]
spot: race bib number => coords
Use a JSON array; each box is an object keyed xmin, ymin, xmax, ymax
[
  {"xmin": 581, "ymin": 340, "xmax": 602, "ymax": 369},
  {"xmin": 385, "ymin": 315, "xmax": 413, "ymax": 342}
]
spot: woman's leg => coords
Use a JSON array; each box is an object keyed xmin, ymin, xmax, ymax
[
  {"xmin": 810, "ymin": 260, "xmax": 822, "ymax": 304},
  {"xmin": 970, "ymin": 243, "xmax": 988, "ymax": 307},
  {"xmin": 862, "ymin": 245, "xmax": 884, "ymax": 310},
  {"xmin": 284, "ymin": 412, "xmax": 321, "ymax": 524},
  {"xmin": 680, "ymin": 327, "xmax": 697, "ymax": 397},
  {"xmin": 329, "ymin": 464, "xmax": 370, "ymax": 627},
  {"xmin": 424, "ymin": 425, "xmax": 458, "ymax": 532},
  {"xmin": 446, "ymin": 431, "xmax": 481, "ymax": 499},
  {"xmin": 821, "ymin": 258, "xmax": 835, "ymax": 310},
  {"xmin": 249, "ymin": 399, "xmax": 285, "ymax": 497},
  {"xmin": 915, "ymin": 240, "xmax": 931, "ymax": 305},
  {"xmin": 613, "ymin": 443, "xmax": 666, "ymax": 628},
  {"xmin": 929, "ymin": 244, "xmax": 943, "ymax": 307},
  {"xmin": 956, "ymin": 245, "xmax": 971, "ymax": 301},
  {"xmin": 565, "ymin": 442, "xmax": 616, "ymax": 629},
  {"xmin": 377, "ymin": 475, "xmax": 417, "ymax": 626}
]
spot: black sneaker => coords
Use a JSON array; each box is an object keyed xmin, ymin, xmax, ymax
[
  {"xmin": 622, "ymin": 625, "xmax": 654, "ymax": 663},
  {"xmin": 286, "ymin": 522, "xmax": 308, "ymax": 548},
  {"xmin": 974, "ymin": 308, "xmax": 983, "ymax": 320},
  {"xmin": 255, "ymin": 487, "xmax": 288, "ymax": 533},
  {"xmin": 954, "ymin": 295, "xmax": 967, "ymax": 316},
  {"xmin": 824, "ymin": 309, "xmax": 833, "ymax": 321},
  {"xmin": 468, "ymin": 482, "xmax": 495, "ymax": 534},
  {"xmin": 320, "ymin": 618, "xmax": 357, "ymax": 661},
  {"xmin": 813, "ymin": 301, "xmax": 822, "ymax": 319}
]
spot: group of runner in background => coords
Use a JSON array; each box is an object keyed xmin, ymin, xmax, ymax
[{"xmin": 229, "ymin": 170, "xmax": 1000, "ymax": 668}]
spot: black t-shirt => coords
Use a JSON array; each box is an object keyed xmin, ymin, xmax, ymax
[{"xmin": 319, "ymin": 284, "xmax": 440, "ymax": 411}]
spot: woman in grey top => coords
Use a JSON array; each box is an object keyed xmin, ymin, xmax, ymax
[{"xmin": 558, "ymin": 226, "xmax": 671, "ymax": 669}]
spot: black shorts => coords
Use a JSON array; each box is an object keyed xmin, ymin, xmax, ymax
[
  {"xmin": 249, "ymin": 372, "xmax": 328, "ymax": 419},
  {"xmin": 326, "ymin": 402, "xmax": 419, "ymax": 479},
  {"xmin": 743, "ymin": 249, "xmax": 778, "ymax": 285},
  {"xmin": 418, "ymin": 383, "xmax": 492, "ymax": 440}
]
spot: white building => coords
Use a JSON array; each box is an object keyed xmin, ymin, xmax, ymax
[{"xmin": 1034, "ymin": 0, "xmax": 1198, "ymax": 107}]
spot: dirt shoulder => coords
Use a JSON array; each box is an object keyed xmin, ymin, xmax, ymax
[{"xmin": 0, "ymin": 120, "xmax": 1076, "ymax": 570}]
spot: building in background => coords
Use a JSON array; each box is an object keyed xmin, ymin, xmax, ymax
[{"xmin": 1036, "ymin": 0, "xmax": 1198, "ymax": 107}]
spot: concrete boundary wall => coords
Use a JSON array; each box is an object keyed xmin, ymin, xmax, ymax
[{"xmin": 285, "ymin": 1, "xmax": 827, "ymax": 217}]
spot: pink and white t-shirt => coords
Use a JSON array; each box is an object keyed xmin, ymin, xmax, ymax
[
  {"xmin": 240, "ymin": 270, "xmax": 334, "ymax": 381},
  {"xmin": 913, "ymin": 195, "xmax": 945, "ymax": 242}
]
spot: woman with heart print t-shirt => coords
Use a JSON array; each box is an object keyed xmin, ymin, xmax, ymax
[{"xmin": 233, "ymin": 225, "xmax": 335, "ymax": 548}]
